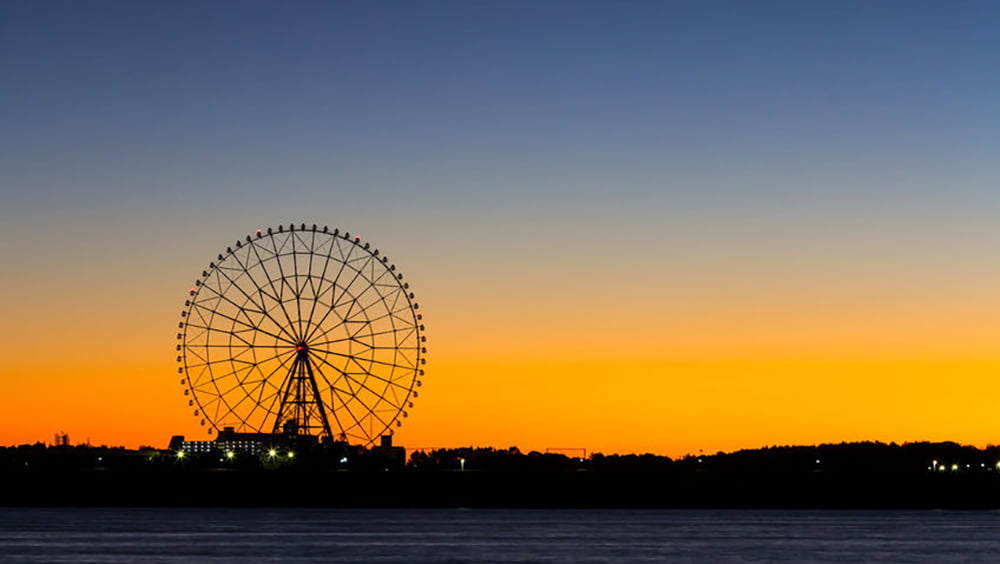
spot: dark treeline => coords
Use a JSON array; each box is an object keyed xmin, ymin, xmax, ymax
[
  {"xmin": 410, "ymin": 441, "xmax": 1000, "ymax": 474},
  {"xmin": 2, "ymin": 440, "xmax": 998, "ymax": 477},
  {"xmin": 4, "ymin": 441, "xmax": 1000, "ymax": 508}
]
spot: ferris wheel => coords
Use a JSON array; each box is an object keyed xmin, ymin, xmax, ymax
[{"xmin": 176, "ymin": 224, "xmax": 425, "ymax": 446}]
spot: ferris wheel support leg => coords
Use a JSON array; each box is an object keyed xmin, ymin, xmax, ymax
[
  {"xmin": 272, "ymin": 355, "xmax": 300, "ymax": 435},
  {"xmin": 303, "ymin": 357, "xmax": 336, "ymax": 442}
]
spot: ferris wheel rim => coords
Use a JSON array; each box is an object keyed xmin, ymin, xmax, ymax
[{"xmin": 177, "ymin": 224, "xmax": 424, "ymax": 446}]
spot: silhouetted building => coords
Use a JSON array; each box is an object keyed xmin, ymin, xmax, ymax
[
  {"xmin": 369, "ymin": 434, "xmax": 406, "ymax": 469},
  {"xmin": 169, "ymin": 426, "xmax": 320, "ymax": 455},
  {"xmin": 53, "ymin": 431, "xmax": 69, "ymax": 447}
]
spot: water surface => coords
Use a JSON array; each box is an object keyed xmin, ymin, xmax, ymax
[{"xmin": 1, "ymin": 508, "xmax": 997, "ymax": 562}]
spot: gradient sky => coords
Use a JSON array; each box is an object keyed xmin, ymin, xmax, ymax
[{"xmin": 2, "ymin": 1, "xmax": 1000, "ymax": 456}]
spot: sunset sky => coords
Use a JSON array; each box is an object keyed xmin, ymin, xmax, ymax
[{"xmin": 2, "ymin": 1, "xmax": 1000, "ymax": 457}]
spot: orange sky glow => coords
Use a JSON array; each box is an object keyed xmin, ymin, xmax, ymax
[{"xmin": 3, "ymin": 260, "xmax": 999, "ymax": 458}]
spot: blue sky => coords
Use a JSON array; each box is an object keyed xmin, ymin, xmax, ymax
[
  {"xmin": 6, "ymin": 1, "xmax": 996, "ymax": 288},
  {"xmin": 5, "ymin": 1, "xmax": 998, "ymax": 213}
]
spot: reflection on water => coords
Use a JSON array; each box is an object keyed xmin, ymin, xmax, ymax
[{"xmin": 1, "ymin": 508, "xmax": 998, "ymax": 563}]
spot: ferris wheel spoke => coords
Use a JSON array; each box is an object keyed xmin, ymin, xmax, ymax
[
  {"xmin": 193, "ymin": 282, "xmax": 269, "ymax": 332},
  {"xmin": 332, "ymin": 375, "xmax": 377, "ymax": 436},
  {"xmin": 341, "ymin": 306, "xmax": 392, "ymax": 342},
  {"xmin": 305, "ymin": 283, "xmax": 363, "ymax": 345},
  {"xmin": 185, "ymin": 356, "xmax": 261, "ymax": 370},
  {"xmin": 331, "ymin": 285, "xmax": 391, "ymax": 329},
  {"xmin": 305, "ymin": 231, "xmax": 326, "ymax": 304},
  {"xmin": 187, "ymin": 300, "xmax": 217, "ymax": 328},
  {"xmin": 209, "ymin": 262, "xmax": 275, "ymax": 312},
  {"xmin": 301, "ymin": 277, "xmax": 319, "ymax": 334},
  {"xmin": 319, "ymin": 250, "xmax": 374, "ymax": 326},
  {"xmin": 241, "ymin": 386, "xmax": 282, "ymax": 432},
  {"xmin": 355, "ymin": 349, "xmax": 414, "ymax": 379},
  {"xmin": 332, "ymin": 300, "xmax": 386, "ymax": 352},
  {"xmin": 194, "ymin": 395, "xmax": 224, "ymax": 423},
  {"xmin": 311, "ymin": 357, "xmax": 403, "ymax": 419},
  {"xmin": 310, "ymin": 354, "xmax": 356, "ymax": 392},
  {"xmin": 245, "ymin": 348, "xmax": 300, "ymax": 370},
  {"xmin": 305, "ymin": 315, "xmax": 369, "ymax": 348},
  {"xmin": 331, "ymin": 295, "xmax": 370, "ymax": 328},
  {"xmin": 183, "ymin": 323, "xmax": 261, "ymax": 349},
  {"xmin": 344, "ymin": 306, "xmax": 416, "ymax": 338},
  {"xmin": 328, "ymin": 279, "xmax": 373, "ymax": 321},
  {"xmin": 312, "ymin": 352, "xmax": 414, "ymax": 391},
  {"xmin": 349, "ymin": 319, "xmax": 417, "ymax": 345},
  {"xmin": 242, "ymin": 353, "xmax": 296, "ymax": 430},
  {"xmin": 186, "ymin": 306, "xmax": 295, "ymax": 345},
  {"xmin": 190, "ymin": 343, "xmax": 290, "ymax": 349},
  {"xmin": 300, "ymin": 273, "xmax": 328, "ymax": 335},
  {"xmin": 310, "ymin": 334, "xmax": 375, "ymax": 350},
  {"xmin": 345, "ymin": 369, "xmax": 410, "ymax": 396},
  {"xmin": 332, "ymin": 392, "xmax": 367, "ymax": 439},
  {"xmin": 240, "ymin": 357, "xmax": 293, "ymax": 390},
  {"xmin": 187, "ymin": 329, "xmax": 269, "ymax": 362},
  {"xmin": 222, "ymin": 246, "xmax": 283, "ymax": 304},
  {"xmin": 249, "ymin": 373, "xmax": 285, "ymax": 421},
  {"xmin": 361, "ymin": 279, "xmax": 400, "ymax": 329},
  {"xmin": 196, "ymin": 353, "xmax": 293, "ymax": 393},
  {"xmin": 314, "ymin": 348, "xmax": 417, "ymax": 373},
  {"xmin": 301, "ymin": 271, "xmax": 356, "ymax": 344},
  {"xmin": 217, "ymin": 245, "xmax": 298, "ymax": 342},
  {"xmin": 336, "ymin": 264, "xmax": 397, "ymax": 315},
  {"xmin": 192, "ymin": 283, "xmax": 293, "ymax": 344},
  {"xmin": 320, "ymin": 287, "xmax": 409, "ymax": 343},
  {"xmin": 265, "ymin": 234, "xmax": 300, "ymax": 335},
  {"xmin": 305, "ymin": 273, "xmax": 341, "ymax": 314},
  {"xmin": 387, "ymin": 383, "xmax": 404, "ymax": 407},
  {"xmin": 212, "ymin": 378, "xmax": 259, "ymax": 420},
  {"xmin": 384, "ymin": 283, "xmax": 405, "ymax": 317},
  {"xmin": 337, "ymin": 372, "xmax": 396, "ymax": 430},
  {"xmin": 290, "ymin": 232, "xmax": 306, "ymax": 340},
  {"xmin": 215, "ymin": 367, "xmax": 281, "ymax": 428},
  {"xmin": 306, "ymin": 355, "xmax": 352, "ymax": 397},
  {"xmin": 303, "ymin": 235, "xmax": 337, "ymax": 343},
  {"xmin": 308, "ymin": 326, "xmax": 413, "ymax": 348},
  {"xmin": 248, "ymin": 239, "xmax": 301, "ymax": 342}
]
